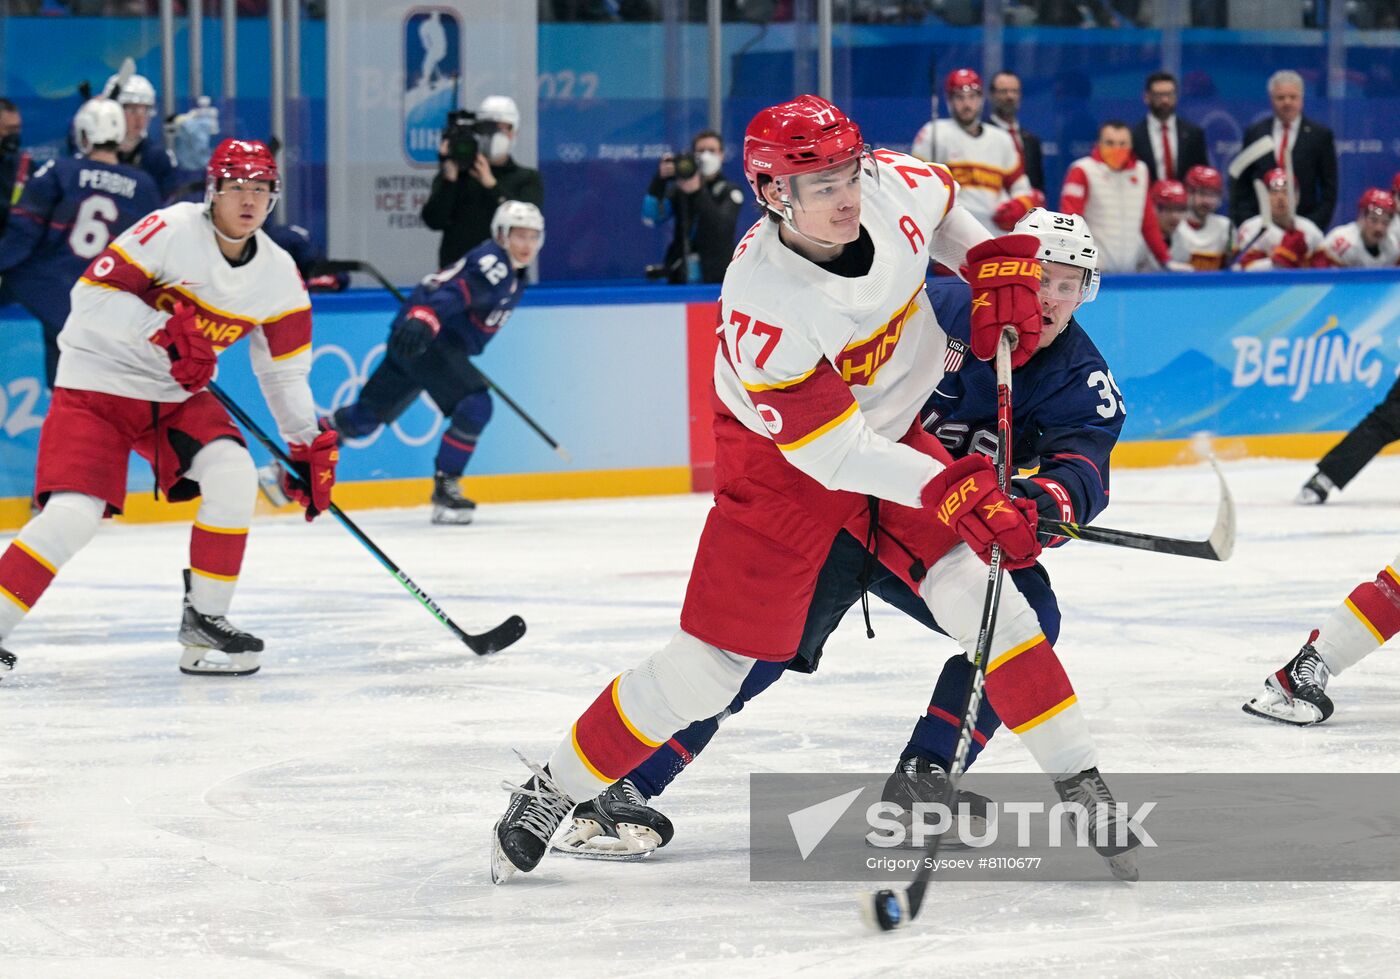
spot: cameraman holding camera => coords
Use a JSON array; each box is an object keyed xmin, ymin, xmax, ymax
[
  {"xmin": 421, "ymin": 95, "xmax": 544, "ymax": 269},
  {"xmin": 643, "ymin": 130, "xmax": 744, "ymax": 284}
]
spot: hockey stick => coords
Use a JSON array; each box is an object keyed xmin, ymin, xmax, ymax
[
  {"xmin": 864, "ymin": 333, "xmax": 1014, "ymax": 933},
  {"xmin": 208, "ymin": 383, "xmax": 526, "ymax": 656},
  {"xmin": 1043, "ymin": 457, "xmax": 1236, "ymax": 561},
  {"xmin": 313, "ymin": 258, "xmax": 570, "ymax": 461}
]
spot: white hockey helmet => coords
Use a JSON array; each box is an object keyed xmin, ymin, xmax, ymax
[
  {"xmin": 491, "ymin": 200, "xmax": 545, "ymax": 263},
  {"xmin": 477, "ymin": 95, "xmax": 520, "ymax": 130},
  {"xmin": 103, "ymin": 71, "xmax": 157, "ymax": 108},
  {"xmin": 1013, "ymin": 207, "xmax": 1100, "ymax": 303},
  {"xmin": 73, "ymin": 97, "xmax": 127, "ymax": 156}
]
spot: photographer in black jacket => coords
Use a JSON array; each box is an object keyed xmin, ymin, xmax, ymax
[
  {"xmin": 422, "ymin": 95, "xmax": 544, "ymax": 269},
  {"xmin": 643, "ymin": 130, "xmax": 744, "ymax": 284}
]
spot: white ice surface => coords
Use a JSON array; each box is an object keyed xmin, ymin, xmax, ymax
[{"xmin": 3, "ymin": 457, "xmax": 1400, "ymax": 978}]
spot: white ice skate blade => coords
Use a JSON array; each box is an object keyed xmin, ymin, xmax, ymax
[
  {"xmin": 179, "ymin": 646, "xmax": 261, "ymax": 677},
  {"xmin": 490, "ymin": 819, "xmax": 517, "ymax": 884},
  {"xmin": 552, "ymin": 835, "xmax": 657, "ymax": 861},
  {"xmin": 1106, "ymin": 849, "xmax": 1140, "ymax": 882},
  {"xmin": 431, "ymin": 505, "xmax": 475, "ymax": 525},
  {"xmin": 1242, "ymin": 691, "xmax": 1324, "ymax": 726}
]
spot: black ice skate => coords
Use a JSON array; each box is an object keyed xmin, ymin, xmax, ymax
[
  {"xmin": 1296, "ymin": 471, "xmax": 1335, "ymax": 505},
  {"xmin": 879, "ymin": 755, "xmax": 995, "ymax": 846},
  {"xmin": 431, "ymin": 472, "xmax": 477, "ymax": 525},
  {"xmin": 178, "ymin": 570, "xmax": 264, "ymax": 677},
  {"xmin": 1242, "ymin": 630, "xmax": 1334, "ymax": 725},
  {"xmin": 0, "ymin": 643, "xmax": 15, "ymax": 679},
  {"xmin": 1053, "ymin": 767, "xmax": 1142, "ymax": 882},
  {"xmin": 554, "ymin": 778, "xmax": 675, "ymax": 860},
  {"xmin": 491, "ymin": 752, "xmax": 576, "ymax": 884}
]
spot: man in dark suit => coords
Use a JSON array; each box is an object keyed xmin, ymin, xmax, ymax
[
  {"xmin": 986, "ymin": 70, "xmax": 1044, "ymax": 192},
  {"xmin": 1228, "ymin": 69, "xmax": 1338, "ymax": 230},
  {"xmin": 1131, "ymin": 72, "xmax": 1208, "ymax": 185}
]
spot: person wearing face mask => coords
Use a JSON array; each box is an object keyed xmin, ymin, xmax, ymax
[
  {"xmin": 0, "ymin": 98, "xmax": 27, "ymax": 235},
  {"xmin": 1059, "ymin": 119, "xmax": 1171, "ymax": 273},
  {"xmin": 642, "ymin": 130, "xmax": 745, "ymax": 284},
  {"xmin": 421, "ymin": 95, "xmax": 544, "ymax": 270}
]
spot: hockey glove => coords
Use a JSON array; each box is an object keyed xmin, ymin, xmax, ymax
[
  {"xmin": 922, "ymin": 454, "xmax": 1042, "ymax": 570},
  {"xmin": 282, "ymin": 428, "xmax": 339, "ymax": 522},
  {"xmin": 1012, "ymin": 476, "xmax": 1072, "ymax": 547},
  {"xmin": 960, "ymin": 234, "xmax": 1043, "ymax": 369},
  {"xmin": 150, "ymin": 301, "xmax": 217, "ymax": 392},
  {"xmin": 992, "ymin": 196, "xmax": 1031, "ymax": 232},
  {"xmin": 1270, "ymin": 229, "xmax": 1308, "ymax": 268},
  {"xmin": 388, "ymin": 305, "xmax": 442, "ymax": 361}
]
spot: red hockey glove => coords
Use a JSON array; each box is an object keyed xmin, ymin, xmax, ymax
[
  {"xmin": 921, "ymin": 454, "xmax": 1042, "ymax": 570},
  {"xmin": 1270, "ymin": 229, "xmax": 1308, "ymax": 268},
  {"xmin": 150, "ymin": 301, "xmax": 216, "ymax": 392},
  {"xmin": 281, "ymin": 428, "xmax": 339, "ymax": 521},
  {"xmin": 960, "ymin": 234, "xmax": 1043, "ymax": 369},
  {"xmin": 992, "ymin": 197, "xmax": 1031, "ymax": 232}
]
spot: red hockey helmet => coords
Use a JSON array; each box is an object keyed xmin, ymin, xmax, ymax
[
  {"xmin": 1263, "ymin": 168, "xmax": 1292, "ymax": 192},
  {"xmin": 205, "ymin": 137, "xmax": 281, "ymax": 208},
  {"xmin": 742, "ymin": 95, "xmax": 865, "ymax": 203},
  {"xmin": 1358, "ymin": 187, "xmax": 1396, "ymax": 218},
  {"xmin": 1184, "ymin": 165, "xmax": 1223, "ymax": 193},
  {"xmin": 1151, "ymin": 179, "xmax": 1187, "ymax": 208},
  {"xmin": 944, "ymin": 68, "xmax": 983, "ymax": 95}
]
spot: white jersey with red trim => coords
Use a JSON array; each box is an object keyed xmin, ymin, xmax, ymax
[
  {"xmin": 1235, "ymin": 214, "xmax": 1324, "ymax": 271},
  {"xmin": 715, "ymin": 149, "xmax": 991, "ymax": 509},
  {"xmin": 1316, "ymin": 220, "xmax": 1400, "ymax": 268},
  {"xmin": 911, "ymin": 119, "xmax": 1029, "ymax": 233},
  {"xmin": 1171, "ymin": 213, "xmax": 1233, "ymax": 270},
  {"xmin": 57, "ymin": 201, "xmax": 319, "ymax": 445}
]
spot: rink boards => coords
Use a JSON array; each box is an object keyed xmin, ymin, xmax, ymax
[{"xmin": 3, "ymin": 267, "xmax": 1400, "ymax": 530}]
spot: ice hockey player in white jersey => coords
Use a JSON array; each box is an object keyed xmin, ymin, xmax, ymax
[
  {"xmin": 1236, "ymin": 168, "xmax": 1323, "ymax": 270},
  {"xmin": 0, "ymin": 138, "xmax": 336, "ymax": 680},
  {"xmin": 1171, "ymin": 165, "xmax": 1233, "ymax": 270},
  {"xmin": 912, "ymin": 68, "xmax": 1034, "ymax": 234},
  {"xmin": 1244, "ymin": 553, "xmax": 1400, "ymax": 725},
  {"xmin": 1312, "ymin": 188, "xmax": 1399, "ymax": 268},
  {"xmin": 490, "ymin": 95, "xmax": 1141, "ymax": 886}
]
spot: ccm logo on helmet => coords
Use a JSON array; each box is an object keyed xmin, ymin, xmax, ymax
[{"xmin": 977, "ymin": 260, "xmax": 1041, "ymax": 279}]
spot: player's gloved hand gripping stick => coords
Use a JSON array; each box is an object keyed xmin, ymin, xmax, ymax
[{"xmin": 208, "ymin": 383, "xmax": 526, "ymax": 656}]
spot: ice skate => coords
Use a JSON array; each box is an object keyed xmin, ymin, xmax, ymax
[
  {"xmin": 1054, "ymin": 767, "xmax": 1142, "ymax": 882},
  {"xmin": 1243, "ymin": 630, "xmax": 1334, "ymax": 725},
  {"xmin": 178, "ymin": 570, "xmax": 263, "ymax": 676},
  {"xmin": 431, "ymin": 472, "xmax": 477, "ymax": 525},
  {"xmin": 1296, "ymin": 471, "xmax": 1334, "ymax": 505},
  {"xmin": 554, "ymin": 778, "xmax": 674, "ymax": 860},
  {"xmin": 255, "ymin": 462, "xmax": 291, "ymax": 508},
  {"xmin": 491, "ymin": 752, "xmax": 576, "ymax": 883},
  {"xmin": 0, "ymin": 644, "xmax": 15, "ymax": 678},
  {"xmin": 880, "ymin": 755, "xmax": 995, "ymax": 845}
]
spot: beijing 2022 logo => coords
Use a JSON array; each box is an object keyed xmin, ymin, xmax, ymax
[{"xmin": 403, "ymin": 7, "xmax": 461, "ymax": 166}]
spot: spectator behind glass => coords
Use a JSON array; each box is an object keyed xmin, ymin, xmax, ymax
[
  {"xmin": 1059, "ymin": 120, "xmax": 1171, "ymax": 273},
  {"xmin": 1229, "ymin": 69, "xmax": 1338, "ymax": 231},
  {"xmin": 0, "ymin": 98, "xmax": 25, "ymax": 235},
  {"xmin": 642, "ymin": 130, "xmax": 744, "ymax": 284},
  {"xmin": 985, "ymin": 70, "xmax": 1044, "ymax": 192},
  {"xmin": 421, "ymin": 95, "xmax": 545, "ymax": 270},
  {"xmin": 1131, "ymin": 72, "xmax": 1208, "ymax": 184}
]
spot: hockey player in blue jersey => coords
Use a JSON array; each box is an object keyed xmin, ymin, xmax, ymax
[
  {"xmin": 557, "ymin": 209, "xmax": 1127, "ymax": 857},
  {"xmin": 0, "ymin": 97, "xmax": 161, "ymax": 385},
  {"xmin": 102, "ymin": 72, "xmax": 181, "ymax": 200},
  {"xmin": 302, "ymin": 200, "xmax": 544, "ymax": 524}
]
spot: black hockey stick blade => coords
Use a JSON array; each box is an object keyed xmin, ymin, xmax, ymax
[
  {"xmin": 1043, "ymin": 457, "xmax": 1236, "ymax": 561},
  {"xmin": 458, "ymin": 613, "xmax": 527, "ymax": 656}
]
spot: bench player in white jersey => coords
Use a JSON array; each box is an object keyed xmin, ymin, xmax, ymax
[
  {"xmin": 1312, "ymin": 188, "xmax": 1399, "ymax": 268},
  {"xmin": 912, "ymin": 69, "xmax": 1034, "ymax": 234},
  {"xmin": 0, "ymin": 138, "xmax": 337, "ymax": 679},
  {"xmin": 1236, "ymin": 168, "xmax": 1324, "ymax": 270},
  {"xmin": 490, "ymin": 95, "xmax": 1140, "ymax": 885},
  {"xmin": 1171, "ymin": 165, "xmax": 1233, "ymax": 270},
  {"xmin": 1244, "ymin": 552, "xmax": 1400, "ymax": 725}
]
